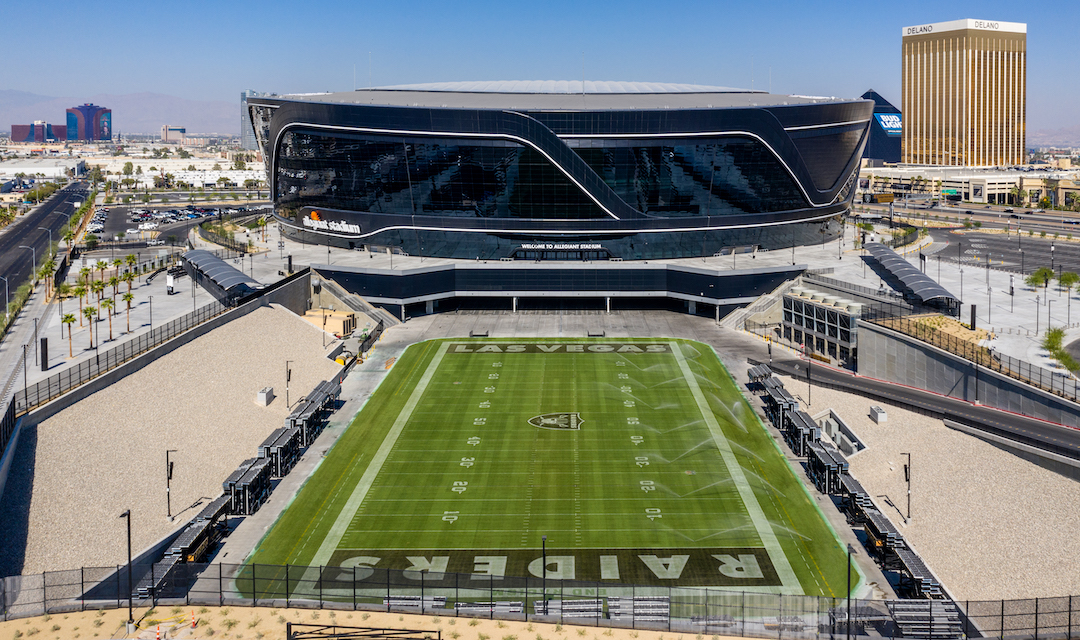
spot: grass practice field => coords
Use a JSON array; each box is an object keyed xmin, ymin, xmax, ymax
[{"xmin": 248, "ymin": 338, "xmax": 852, "ymax": 597}]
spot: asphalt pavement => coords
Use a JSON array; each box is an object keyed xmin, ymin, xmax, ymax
[{"xmin": 0, "ymin": 182, "xmax": 88, "ymax": 304}]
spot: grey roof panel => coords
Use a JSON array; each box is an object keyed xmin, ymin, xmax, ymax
[
  {"xmin": 183, "ymin": 250, "xmax": 260, "ymax": 292},
  {"xmin": 865, "ymin": 243, "xmax": 957, "ymax": 304}
]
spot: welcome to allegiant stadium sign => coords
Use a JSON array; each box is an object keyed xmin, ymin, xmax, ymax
[{"xmin": 302, "ymin": 214, "xmax": 361, "ymax": 235}]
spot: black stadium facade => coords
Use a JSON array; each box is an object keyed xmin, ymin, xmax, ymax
[{"xmin": 248, "ymin": 82, "xmax": 873, "ymax": 261}]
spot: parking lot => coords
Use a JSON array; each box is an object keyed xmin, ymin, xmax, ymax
[{"xmin": 86, "ymin": 202, "xmax": 271, "ymax": 246}]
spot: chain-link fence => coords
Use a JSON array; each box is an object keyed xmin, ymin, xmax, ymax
[
  {"xmin": 5, "ymin": 562, "xmax": 1080, "ymax": 639},
  {"xmin": 12, "ymin": 299, "xmax": 228, "ymax": 414}
]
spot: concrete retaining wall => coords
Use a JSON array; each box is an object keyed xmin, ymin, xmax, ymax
[
  {"xmin": 857, "ymin": 320, "xmax": 1080, "ymax": 428},
  {"xmin": 21, "ymin": 272, "xmax": 311, "ymax": 429}
]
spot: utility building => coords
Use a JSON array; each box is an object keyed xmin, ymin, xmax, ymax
[{"xmin": 901, "ymin": 19, "xmax": 1026, "ymax": 167}]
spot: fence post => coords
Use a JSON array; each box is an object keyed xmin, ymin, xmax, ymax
[
  {"xmin": 1035, "ymin": 598, "xmax": 1039, "ymax": 640},
  {"xmin": 80, "ymin": 567, "xmax": 85, "ymax": 612},
  {"xmin": 285, "ymin": 564, "xmax": 290, "ymax": 609},
  {"xmin": 421, "ymin": 569, "xmax": 425, "ymax": 614},
  {"xmin": 318, "ymin": 566, "xmax": 323, "ymax": 608},
  {"xmin": 1069, "ymin": 595, "xmax": 1073, "ymax": 640},
  {"xmin": 742, "ymin": 591, "xmax": 746, "ymax": 638},
  {"xmin": 386, "ymin": 568, "xmax": 390, "ymax": 612},
  {"xmin": 218, "ymin": 564, "xmax": 223, "ymax": 606},
  {"xmin": 352, "ymin": 566, "xmax": 356, "ymax": 611},
  {"xmin": 42, "ymin": 571, "xmax": 46, "ymax": 616},
  {"xmin": 252, "ymin": 564, "xmax": 256, "ymax": 607},
  {"xmin": 1000, "ymin": 599, "xmax": 1005, "ymax": 639}
]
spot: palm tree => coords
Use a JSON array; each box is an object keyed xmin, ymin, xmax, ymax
[
  {"xmin": 100, "ymin": 299, "xmax": 114, "ymax": 341},
  {"xmin": 79, "ymin": 266, "xmax": 91, "ymax": 285},
  {"xmin": 121, "ymin": 271, "xmax": 135, "ymax": 293},
  {"xmin": 109, "ymin": 275, "xmax": 120, "ymax": 301},
  {"xmin": 95, "ymin": 260, "xmax": 108, "ymax": 283},
  {"xmin": 74, "ymin": 284, "xmax": 87, "ymax": 326},
  {"xmin": 125, "ymin": 253, "xmax": 137, "ymax": 273},
  {"xmin": 112, "ymin": 258, "xmax": 122, "ymax": 275},
  {"xmin": 257, "ymin": 216, "xmax": 268, "ymax": 243},
  {"xmin": 91, "ymin": 280, "xmax": 105, "ymax": 318},
  {"xmin": 83, "ymin": 306, "xmax": 96, "ymax": 349},
  {"xmin": 122, "ymin": 292, "xmax": 134, "ymax": 333},
  {"xmin": 62, "ymin": 313, "xmax": 76, "ymax": 357}
]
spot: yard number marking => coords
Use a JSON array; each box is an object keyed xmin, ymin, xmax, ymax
[
  {"xmin": 467, "ymin": 436, "xmax": 481, "ymax": 446},
  {"xmin": 635, "ymin": 456, "xmax": 649, "ymax": 468},
  {"xmin": 452, "ymin": 481, "xmax": 468, "ymax": 494},
  {"xmin": 630, "ymin": 435, "xmax": 644, "ymax": 445},
  {"xmin": 442, "ymin": 511, "xmax": 459, "ymax": 522},
  {"xmin": 640, "ymin": 480, "xmax": 655, "ymax": 492},
  {"xmin": 645, "ymin": 508, "xmax": 662, "ymax": 521},
  {"xmin": 460, "ymin": 457, "xmax": 475, "ymax": 468}
]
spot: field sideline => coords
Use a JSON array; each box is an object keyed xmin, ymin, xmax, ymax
[{"xmin": 247, "ymin": 338, "xmax": 854, "ymax": 597}]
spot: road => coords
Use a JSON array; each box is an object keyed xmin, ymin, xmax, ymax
[
  {"xmin": 767, "ymin": 357, "xmax": 1080, "ymax": 460},
  {"xmin": 0, "ymin": 182, "xmax": 88, "ymax": 307}
]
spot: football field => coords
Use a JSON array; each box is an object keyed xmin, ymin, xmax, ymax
[{"xmin": 248, "ymin": 338, "xmax": 853, "ymax": 597}]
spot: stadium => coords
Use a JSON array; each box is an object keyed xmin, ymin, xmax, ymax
[{"xmin": 247, "ymin": 81, "xmax": 873, "ymax": 260}]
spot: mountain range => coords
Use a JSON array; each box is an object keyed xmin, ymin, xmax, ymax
[{"xmin": 0, "ymin": 90, "xmax": 237, "ymax": 136}]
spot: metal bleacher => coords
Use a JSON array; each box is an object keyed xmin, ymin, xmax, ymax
[
  {"xmin": 886, "ymin": 600, "xmax": 963, "ymax": 638},
  {"xmin": 607, "ymin": 596, "xmax": 670, "ymax": 622}
]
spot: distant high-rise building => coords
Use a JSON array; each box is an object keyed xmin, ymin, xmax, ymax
[
  {"xmin": 860, "ymin": 90, "xmax": 902, "ymax": 164},
  {"xmin": 161, "ymin": 125, "xmax": 186, "ymax": 143},
  {"xmin": 66, "ymin": 103, "xmax": 112, "ymax": 141},
  {"xmin": 11, "ymin": 121, "xmax": 67, "ymax": 143},
  {"xmin": 241, "ymin": 90, "xmax": 270, "ymax": 151},
  {"xmin": 901, "ymin": 19, "xmax": 1026, "ymax": 166}
]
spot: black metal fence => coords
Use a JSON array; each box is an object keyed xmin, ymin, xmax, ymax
[
  {"xmin": 0, "ymin": 400, "xmax": 15, "ymax": 464},
  {"xmin": 12, "ymin": 299, "xmax": 228, "ymax": 414},
  {"xmin": 3, "ymin": 562, "xmax": 1080, "ymax": 639},
  {"xmin": 198, "ymin": 224, "xmax": 254, "ymax": 254},
  {"xmin": 864, "ymin": 312, "xmax": 1080, "ymax": 403}
]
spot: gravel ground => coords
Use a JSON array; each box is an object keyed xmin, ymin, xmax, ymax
[
  {"xmin": 0, "ymin": 305, "xmax": 341, "ymax": 576},
  {"xmin": 779, "ymin": 374, "xmax": 1080, "ymax": 601}
]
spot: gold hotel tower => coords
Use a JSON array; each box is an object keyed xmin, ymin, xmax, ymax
[{"xmin": 901, "ymin": 19, "xmax": 1026, "ymax": 166}]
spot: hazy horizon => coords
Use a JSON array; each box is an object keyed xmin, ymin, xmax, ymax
[{"xmin": 1, "ymin": 0, "xmax": 1077, "ymax": 134}]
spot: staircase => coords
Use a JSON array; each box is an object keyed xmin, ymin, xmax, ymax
[{"xmin": 317, "ymin": 275, "xmax": 401, "ymax": 328}]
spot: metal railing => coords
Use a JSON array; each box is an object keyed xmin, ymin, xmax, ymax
[
  {"xmin": 12, "ymin": 299, "xmax": 228, "ymax": 415},
  {"xmin": 863, "ymin": 310, "xmax": 1080, "ymax": 403},
  {"xmin": 3, "ymin": 562, "xmax": 1080, "ymax": 639},
  {"xmin": 197, "ymin": 224, "xmax": 254, "ymax": 254}
]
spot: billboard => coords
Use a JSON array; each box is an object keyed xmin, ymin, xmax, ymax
[
  {"xmin": 97, "ymin": 111, "xmax": 112, "ymax": 140},
  {"xmin": 874, "ymin": 113, "xmax": 903, "ymax": 136}
]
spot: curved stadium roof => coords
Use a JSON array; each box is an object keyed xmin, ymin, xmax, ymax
[{"xmin": 371, "ymin": 81, "xmax": 757, "ymax": 94}]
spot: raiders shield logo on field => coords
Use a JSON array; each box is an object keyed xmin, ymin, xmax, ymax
[{"xmin": 529, "ymin": 413, "xmax": 582, "ymax": 431}]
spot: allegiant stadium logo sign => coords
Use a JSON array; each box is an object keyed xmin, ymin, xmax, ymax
[{"xmin": 303, "ymin": 211, "xmax": 361, "ymax": 235}]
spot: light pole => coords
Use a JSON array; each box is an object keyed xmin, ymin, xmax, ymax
[
  {"xmin": 0, "ymin": 275, "xmax": 8, "ymax": 323},
  {"xmin": 846, "ymin": 543, "xmax": 855, "ymax": 640},
  {"xmin": 166, "ymin": 449, "xmax": 178, "ymax": 520},
  {"xmin": 38, "ymin": 226, "xmax": 53, "ymax": 255},
  {"xmin": 119, "ymin": 510, "xmax": 133, "ymax": 626},
  {"xmin": 1037, "ymin": 295, "xmax": 1041, "ymax": 334},
  {"xmin": 20, "ymin": 245, "xmax": 36, "ymax": 281},
  {"xmin": 148, "ymin": 295, "xmax": 153, "ymax": 330},
  {"xmin": 1049, "ymin": 299, "xmax": 1055, "ymax": 331},
  {"xmin": 541, "ymin": 535, "xmax": 547, "ymax": 613},
  {"xmin": 988, "ymin": 286, "xmax": 992, "ymax": 324},
  {"xmin": 900, "ymin": 452, "xmax": 911, "ymax": 522},
  {"xmin": 285, "ymin": 358, "xmax": 293, "ymax": 403},
  {"xmin": 1010, "ymin": 275, "xmax": 1015, "ymax": 313}
]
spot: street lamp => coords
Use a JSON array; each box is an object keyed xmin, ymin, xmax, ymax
[
  {"xmin": 0, "ymin": 275, "xmax": 8, "ymax": 323},
  {"xmin": 38, "ymin": 227, "xmax": 53, "ymax": 259},
  {"xmin": 119, "ymin": 510, "xmax": 134, "ymax": 626},
  {"xmin": 1036, "ymin": 295, "xmax": 1041, "ymax": 334},
  {"xmin": 166, "ymin": 449, "xmax": 178, "ymax": 520},
  {"xmin": 20, "ymin": 245, "xmax": 36, "ymax": 281},
  {"xmin": 148, "ymin": 295, "xmax": 153, "ymax": 331},
  {"xmin": 1010, "ymin": 275, "xmax": 1015, "ymax": 313},
  {"xmin": 286, "ymin": 360, "xmax": 294, "ymax": 407},
  {"xmin": 1049, "ymin": 299, "xmax": 1055, "ymax": 331}
]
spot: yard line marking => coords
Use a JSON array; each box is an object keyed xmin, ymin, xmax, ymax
[
  {"xmin": 308, "ymin": 342, "xmax": 450, "ymax": 570},
  {"xmin": 671, "ymin": 340, "xmax": 801, "ymax": 594}
]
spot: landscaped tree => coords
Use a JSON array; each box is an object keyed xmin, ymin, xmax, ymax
[
  {"xmin": 62, "ymin": 313, "xmax": 76, "ymax": 357},
  {"xmin": 91, "ymin": 280, "xmax": 105, "ymax": 317},
  {"xmin": 73, "ymin": 284, "xmax": 87, "ymax": 326},
  {"xmin": 121, "ymin": 271, "xmax": 134, "ymax": 294},
  {"xmin": 122, "ymin": 292, "xmax": 134, "ymax": 333},
  {"xmin": 83, "ymin": 306, "xmax": 96, "ymax": 349},
  {"xmin": 95, "ymin": 259, "xmax": 108, "ymax": 282},
  {"xmin": 100, "ymin": 298, "xmax": 114, "ymax": 341},
  {"xmin": 1027, "ymin": 266, "xmax": 1056, "ymax": 292},
  {"xmin": 1059, "ymin": 272, "xmax": 1080, "ymax": 325},
  {"xmin": 108, "ymin": 275, "xmax": 120, "ymax": 305}
]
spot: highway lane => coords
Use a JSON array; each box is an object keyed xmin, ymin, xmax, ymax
[
  {"xmin": 767, "ymin": 357, "xmax": 1080, "ymax": 460},
  {"xmin": 0, "ymin": 182, "xmax": 88, "ymax": 305}
]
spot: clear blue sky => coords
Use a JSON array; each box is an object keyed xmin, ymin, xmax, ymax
[{"xmin": 3, "ymin": 0, "xmax": 1075, "ymax": 130}]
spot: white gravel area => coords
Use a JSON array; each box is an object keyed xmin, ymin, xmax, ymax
[
  {"xmin": 1, "ymin": 304, "xmax": 341, "ymax": 575},
  {"xmin": 780, "ymin": 374, "xmax": 1080, "ymax": 601}
]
